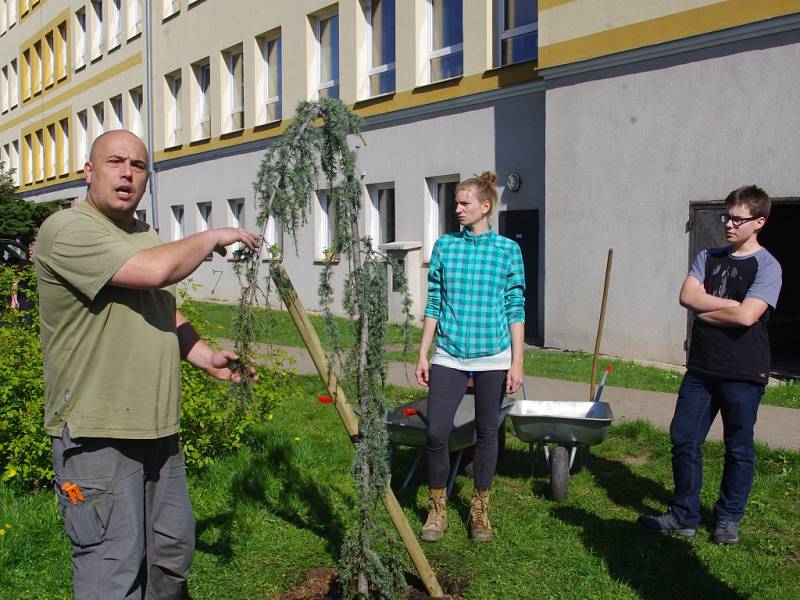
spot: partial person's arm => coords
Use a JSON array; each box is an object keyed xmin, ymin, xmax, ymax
[
  {"xmin": 679, "ymin": 276, "xmax": 740, "ymax": 313},
  {"xmin": 415, "ymin": 317, "xmax": 438, "ymax": 387},
  {"xmin": 696, "ymin": 298, "xmax": 769, "ymax": 328},
  {"xmin": 506, "ymin": 321, "xmax": 525, "ymax": 394},
  {"xmin": 176, "ymin": 310, "xmax": 256, "ymax": 382},
  {"xmin": 111, "ymin": 228, "xmax": 257, "ymax": 289}
]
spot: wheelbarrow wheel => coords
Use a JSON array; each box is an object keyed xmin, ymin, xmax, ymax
[{"xmin": 550, "ymin": 445, "xmax": 570, "ymax": 501}]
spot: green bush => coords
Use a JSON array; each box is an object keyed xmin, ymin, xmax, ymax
[{"xmin": 0, "ymin": 268, "xmax": 297, "ymax": 488}]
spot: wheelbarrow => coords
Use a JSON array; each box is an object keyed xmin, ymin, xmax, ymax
[
  {"xmin": 509, "ymin": 392, "xmax": 613, "ymax": 501},
  {"xmin": 385, "ymin": 384, "xmax": 516, "ymax": 498}
]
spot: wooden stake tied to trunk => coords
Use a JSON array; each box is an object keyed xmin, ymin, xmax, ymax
[{"xmin": 272, "ymin": 267, "xmax": 444, "ymax": 599}]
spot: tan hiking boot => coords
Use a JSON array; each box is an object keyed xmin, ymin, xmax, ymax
[
  {"xmin": 420, "ymin": 488, "xmax": 448, "ymax": 542},
  {"xmin": 469, "ymin": 489, "xmax": 493, "ymax": 542}
]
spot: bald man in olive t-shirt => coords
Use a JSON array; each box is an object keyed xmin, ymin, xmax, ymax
[{"xmin": 36, "ymin": 131, "xmax": 257, "ymax": 600}]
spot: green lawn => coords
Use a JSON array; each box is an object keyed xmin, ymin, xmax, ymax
[
  {"xmin": 2, "ymin": 375, "xmax": 798, "ymax": 599},
  {"xmin": 192, "ymin": 301, "xmax": 800, "ymax": 410}
]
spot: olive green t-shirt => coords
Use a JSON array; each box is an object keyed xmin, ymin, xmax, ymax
[{"xmin": 36, "ymin": 202, "xmax": 181, "ymax": 439}]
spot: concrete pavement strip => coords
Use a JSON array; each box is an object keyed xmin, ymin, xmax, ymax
[{"xmin": 221, "ymin": 340, "xmax": 799, "ymax": 452}]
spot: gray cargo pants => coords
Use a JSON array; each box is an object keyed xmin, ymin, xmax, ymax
[{"xmin": 52, "ymin": 427, "xmax": 195, "ymax": 600}]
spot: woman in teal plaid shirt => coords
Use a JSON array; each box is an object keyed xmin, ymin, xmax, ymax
[{"xmin": 416, "ymin": 171, "xmax": 525, "ymax": 543}]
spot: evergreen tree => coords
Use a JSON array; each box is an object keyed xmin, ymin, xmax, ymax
[{"xmin": 233, "ymin": 98, "xmax": 413, "ymax": 599}]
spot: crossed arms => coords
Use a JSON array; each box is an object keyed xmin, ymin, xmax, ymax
[{"xmin": 679, "ymin": 276, "xmax": 768, "ymax": 328}]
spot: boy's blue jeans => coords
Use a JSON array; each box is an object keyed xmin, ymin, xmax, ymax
[{"xmin": 668, "ymin": 371, "xmax": 764, "ymax": 527}]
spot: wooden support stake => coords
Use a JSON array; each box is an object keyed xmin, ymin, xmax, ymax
[
  {"xmin": 271, "ymin": 267, "xmax": 444, "ymax": 599},
  {"xmin": 590, "ymin": 249, "xmax": 614, "ymax": 402}
]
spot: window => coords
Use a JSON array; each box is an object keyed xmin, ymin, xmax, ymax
[
  {"xmin": 425, "ymin": 176, "xmax": 459, "ymax": 259},
  {"xmin": 135, "ymin": 208, "xmax": 146, "ymax": 222},
  {"xmin": 44, "ymin": 31, "xmax": 54, "ymax": 87},
  {"xmin": 164, "ymin": 0, "xmax": 180, "ymax": 19},
  {"xmin": 8, "ymin": 0, "xmax": 15, "ymax": 27},
  {"xmin": 227, "ymin": 198, "xmax": 245, "ymax": 254},
  {"xmin": 191, "ymin": 60, "xmax": 210, "ymax": 140},
  {"xmin": 0, "ymin": 1, "xmax": 6, "ymax": 33},
  {"xmin": 263, "ymin": 215, "xmax": 282, "ymax": 259},
  {"xmin": 364, "ymin": 0, "xmax": 395, "ymax": 97},
  {"xmin": 165, "ymin": 70, "xmax": 182, "ymax": 146},
  {"xmin": 10, "ymin": 140, "xmax": 18, "ymax": 186},
  {"xmin": 428, "ymin": 0, "xmax": 462, "ymax": 82},
  {"xmin": 75, "ymin": 8, "xmax": 87, "ymax": 69},
  {"xmin": 22, "ymin": 134, "xmax": 32, "ymax": 184},
  {"xmin": 127, "ymin": 0, "xmax": 143, "ymax": 38},
  {"xmin": 368, "ymin": 184, "xmax": 395, "ymax": 246},
  {"xmin": 58, "ymin": 118, "xmax": 69, "ymax": 175},
  {"xmin": 258, "ymin": 33, "xmax": 281, "ymax": 123},
  {"xmin": 110, "ymin": 94, "xmax": 123, "ymax": 129},
  {"xmin": 0, "ymin": 66, "xmax": 7, "ymax": 113},
  {"xmin": 90, "ymin": 1, "xmax": 103, "ymax": 60},
  {"xmin": 171, "ymin": 205, "xmax": 184, "ymax": 240},
  {"xmin": 129, "ymin": 86, "xmax": 143, "ymax": 137},
  {"xmin": 197, "ymin": 202, "xmax": 211, "ymax": 232},
  {"xmin": 316, "ymin": 190, "xmax": 337, "ymax": 258},
  {"xmin": 46, "ymin": 123, "xmax": 56, "ymax": 178},
  {"xmin": 76, "ymin": 109, "xmax": 88, "ymax": 166},
  {"xmin": 34, "ymin": 129, "xmax": 43, "ymax": 181},
  {"xmin": 92, "ymin": 101, "xmax": 105, "ymax": 141},
  {"xmin": 223, "ymin": 47, "xmax": 244, "ymax": 132},
  {"xmin": 56, "ymin": 22, "xmax": 68, "ymax": 80},
  {"xmin": 315, "ymin": 12, "xmax": 339, "ymax": 99},
  {"xmin": 21, "ymin": 49, "xmax": 31, "ymax": 100},
  {"xmin": 8, "ymin": 59, "xmax": 17, "ymax": 107},
  {"xmin": 497, "ymin": 0, "xmax": 537, "ymax": 66},
  {"xmin": 31, "ymin": 41, "xmax": 41, "ymax": 95},
  {"xmin": 108, "ymin": 0, "xmax": 122, "ymax": 50}
]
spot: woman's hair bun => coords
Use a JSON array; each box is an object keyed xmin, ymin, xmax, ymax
[{"xmin": 479, "ymin": 171, "xmax": 497, "ymax": 185}]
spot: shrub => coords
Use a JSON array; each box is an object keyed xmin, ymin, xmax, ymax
[{"xmin": 0, "ymin": 268, "xmax": 296, "ymax": 488}]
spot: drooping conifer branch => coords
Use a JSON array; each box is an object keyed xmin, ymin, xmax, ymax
[{"xmin": 233, "ymin": 97, "xmax": 418, "ymax": 599}]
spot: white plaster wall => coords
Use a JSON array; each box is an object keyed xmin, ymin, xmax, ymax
[
  {"xmin": 156, "ymin": 91, "xmax": 545, "ymax": 320},
  {"xmin": 544, "ymin": 33, "xmax": 800, "ymax": 364}
]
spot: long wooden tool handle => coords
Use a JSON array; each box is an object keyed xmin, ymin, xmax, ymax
[
  {"xmin": 590, "ymin": 249, "xmax": 614, "ymax": 402},
  {"xmin": 271, "ymin": 267, "xmax": 444, "ymax": 599}
]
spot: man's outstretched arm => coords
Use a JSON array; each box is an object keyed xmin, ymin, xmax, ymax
[{"xmin": 110, "ymin": 228, "xmax": 257, "ymax": 290}]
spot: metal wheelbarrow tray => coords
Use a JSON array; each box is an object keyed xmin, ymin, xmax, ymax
[
  {"xmin": 385, "ymin": 395, "xmax": 515, "ymax": 496},
  {"xmin": 509, "ymin": 400, "xmax": 614, "ymax": 501}
]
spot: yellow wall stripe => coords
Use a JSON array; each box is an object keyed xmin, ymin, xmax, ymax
[
  {"xmin": 0, "ymin": 53, "xmax": 142, "ymax": 135},
  {"xmin": 539, "ymin": 0, "xmax": 800, "ymax": 68}
]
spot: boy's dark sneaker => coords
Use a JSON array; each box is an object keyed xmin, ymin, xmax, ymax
[
  {"xmin": 713, "ymin": 520, "xmax": 740, "ymax": 544},
  {"xmin": 637, "ymin": 512, "xmax": 697, "ymax": 537}
]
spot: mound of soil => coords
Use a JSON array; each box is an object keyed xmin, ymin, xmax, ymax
[{"xmin": 275, "ymin": 568, "xmax": 462, "ymax": 600}]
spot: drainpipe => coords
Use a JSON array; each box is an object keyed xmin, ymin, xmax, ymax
[{"xmin": 145, "ymin": 0, "xmax": 159, "ymax": 231}]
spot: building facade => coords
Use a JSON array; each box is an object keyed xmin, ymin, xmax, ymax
[{"xmin": 2, "ymin": 1, "xmax": 799, "ymax": 370}]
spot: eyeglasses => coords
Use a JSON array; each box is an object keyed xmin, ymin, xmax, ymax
[{"xmin": 721, "ymin": 214, "xmax": 759, "ymax": 227}]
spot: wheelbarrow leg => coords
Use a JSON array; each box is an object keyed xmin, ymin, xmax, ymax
[
  {"xmin": 400, "ymin": 448, "xmax": 425, "ymax": 491},
  {"xmin": 446, "ymin": 449, "xmax": 464, "ymax": 498}
]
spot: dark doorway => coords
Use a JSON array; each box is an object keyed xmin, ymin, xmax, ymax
[
  {"xmin": 688, "ymin": 200, "xmax": 800, "ymax": 378},
  {"xmin": 499, "ymin": 209, "xmax": 539, "ymax": 340}
]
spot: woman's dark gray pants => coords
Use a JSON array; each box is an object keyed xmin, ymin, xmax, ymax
[{"xmin": 426, "ymin": 365, "xmax": 507, "ymax": 490}]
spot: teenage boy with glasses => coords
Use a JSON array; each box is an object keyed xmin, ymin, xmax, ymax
[{"xmin": 638, "ymin": 185, "xmax": 781, "ymax": 544}]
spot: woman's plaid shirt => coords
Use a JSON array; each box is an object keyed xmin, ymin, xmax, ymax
[{"xmin": 424, "ymin": 227, "xmax": 525, "ymax": 359}]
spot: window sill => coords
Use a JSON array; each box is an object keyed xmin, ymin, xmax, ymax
[
  {"xmin": 353, "ymin": 92, "xmax": 395, "ymax": 110},
  {"xmin": 164, "ymin": 142, "xmax": 183, "ymax": 151},
  {"xmin": 254, "ymin": 119, "xmax": 282, "ymax": 132},
  {"xmin": 189, "ymin": 137, "xmax": 211, "ymax": 146},
  {"xmin": 413, "ymin": 76, "xmax": 463, "ymax": 94},
  {"xmin": 313, "ymin": 257, "xmax": 340, "ymax": 265},
  {"xmin": 74, "ymin": 62, "xmax": 86, "ymax": 73},
  {"xmin": 220, "ymin": 129, "xmax": 244, "ymax": 140}
]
